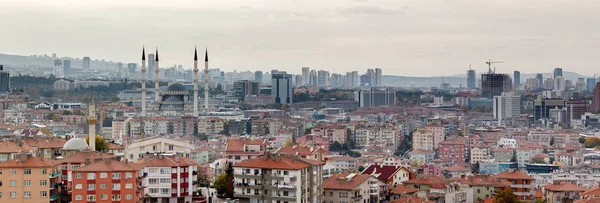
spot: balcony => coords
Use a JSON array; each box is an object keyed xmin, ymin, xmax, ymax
[
  {"xmin": 274, "ymin": 184, "xmax": 296, "ymax": 190},
  {"xmin": 272, "ymin": 195, "xmax": 296, "ymax": 201},
  {"xmin": 234, "ymin": 174, "xmax": 260, "ymax": 179},
  {"xmin": 49, "ymin": 171, "xmax": 61, "ymax": 179},
  {"xmin": 235, "ymin": 193, "xmax": 261, "ymax": 199},
  {"xmin": 510, "ymin": 184, "xmax": 531, "ymax": 189},
  {"xmin": 49, "ymin": 194, "xmax": 60, "ymax": 201},
  {"xmin": 352, "ymin": 195, "xmax": 363, "ymax": 201},
  {"xmin": 237, "ymin": 183, "xmax": 263, "ymax": 189},
  {"xmin": 262, "ymin": 174, "xmax": 284, "ymax": 180}
]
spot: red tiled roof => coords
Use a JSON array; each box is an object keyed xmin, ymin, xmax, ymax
[
  {"xmin": 108, "ymin": 143, "xmax": 125, "ymax": 150},
  {"xmin": 457, "ymin": 175, "xmax": 510, "ymax": 187},
  {"xmin": 0, "ymin": 141, "xmax": 26, "ymax": 153},
  {"xmin": 495, "ymin": 170, "xmax": 535, "ymax": 180},
  {"xmin": 443, "ymin": 165, "xmax": 471, "ymax": 172},
  {"xmin": 389, "ymin": 195, "xmax": 434, "ymax": 203},
  {"xmin": 403, "ymin": 175, "xmax": 447, "ymax": 189},
  {"xmin": 582, "ymin": 185, "xmax": 600, "ymax": 197},
  {"xmin": 234, "ymin": 155, "xmax": 310, "ymax": 170},
  {"xmin": 0, "ymin": 157, "xmax": 52, "ymax": 168},
  {"xmin": 73, "ymin": 159, "xmax": 140, "ymax": 172},
  {"xmin": 226, "ymin": 138, "xmax": 267, "ymax": 153},
  {"xmin": 390, "ymin": 184, "xmax": 419, "ymax": 195},
  {"xmin": 58, "ymin": 151, "xmax": 116, "ymax": 164},
  {"xmin": 23, "ymin": 137, "xmax": 67, "ymax": 149},
  {"xmin": 323, "ymin": 173, "xmax": 372, "ymax": 190},
  {"xmin": 277, "ymin": 145, "xmax": 325, "ymax": 156},
  {"xmin": 576, "ymin": 198, "xmax": 600, "ymax": 203},
  {"xmin": 362, "ymin": 164, "xmax": 410, "ymax": 182},
  {"xmin": 543, "ymin": 182, "xmax": 587, "ymax": 192}
]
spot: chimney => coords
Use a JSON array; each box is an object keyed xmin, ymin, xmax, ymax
[
  {"xmin": 20, "ymin": 154, "xmax": 27, "ymax": 162},
  {"xmin": 85, "ymin": 158, "xmax": 92, "ymax": 164},
  {"xmin": 125, "ymin": 159, "xmax": 129, "ymax": 165},
  {"xmin": 175, "ymin": 154, "xmax": 180, "ymax": 162}
]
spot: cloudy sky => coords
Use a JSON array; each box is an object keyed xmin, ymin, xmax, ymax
[{"xmin": 1, "ymin": 0, "xmax": 600, "ymax": 76}]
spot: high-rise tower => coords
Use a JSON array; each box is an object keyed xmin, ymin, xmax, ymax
[
  {"xmin": 204, "ymin": 48, "xmax": 210, "ymax": 111},
  {"xmin": 0, "ymin": 65, "xmax": 9, "ymax": 93},
  {"xmin": 193, "ymin": 47, "xmax": 199, "ymax": 115},
  {"xmin": 87, "ymin": 89, "xmax": 97, "ymax": 150},
  {"xmin": 513, "ymin": 71, "xmax": 520, "ymax": 89},
  {"xmin": 154, "ymin": 49, "xmax": 160, "ymax": 102},
  {"xmin": 141, "ymin": 47, "xmax": 147, "ymax": 116},
  {"xmin": 83, "ymin": 57, "xmax": 91, "ymax": 71},
  {"xmin": 467, "ymin": 66, "xmax": 476, "ymax": 89}
]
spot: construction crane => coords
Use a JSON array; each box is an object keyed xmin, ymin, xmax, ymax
[{"xmin": 486, "ymin": 59, "xmax": 504, "ymax": 73}]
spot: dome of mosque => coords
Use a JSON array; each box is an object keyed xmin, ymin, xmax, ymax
[{"xmin": 62, "ymin": 138, "xmax": 89, "ymax": 150}]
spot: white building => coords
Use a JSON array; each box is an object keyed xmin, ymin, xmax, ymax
[
  {"xmin": 141, "ymin": 155, "xmax": 199, "ymax": 203},
  {"xmin": 233, "ymin": 154, "xmax": 324, "ymax": 203},
  {"xmin": 493, "ymin": 92, "xmax": 521, "ymax": 121},
  {"xmin": 497, "ymin": 138, "xmax": 517, "ymax": 148},
  {"xmin": 124, "ymin": 137, "xmax": 193, "ymax": 163}
]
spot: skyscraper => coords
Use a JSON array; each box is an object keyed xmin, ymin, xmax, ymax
[
  {"xmin": 536, "ymin": 74, "xmax": 544, "ymax": 89},
  {"xmin": 366, "ymin": 69, "xmax": 376, "ymax": 87},
  {"xmin": 481, "ymin": 73, "xmax": 512, "ymax": 99},
  {"xmin": 301, "ymin": 67, "xmax": 310, "ymax": 85},
  {"xmin": 467, "ymin": 69, "xmax": 476, "ymax": 89},
  {"xmin": 82, "ymin": 56, "xmax": 91, "ymax": 71},
  {"xmin": 375, "ymin": 68, "xmax": 382, "ymax": 87},
  {"xmin": 553, "ymin": 68, "xmax": 563, "ymax": 79},
  {"xmin": 493, "ymin": 92, "xmax": 521, "ymax": 121},
  {"xmin": 513, "ymin": 71, "xmax": 520, "ymax": 89},
  {"xmin": 234, "ymin": 80, "xmax": 260, "ymax": 101},
  {"xmin": 317, "ymin": 70, "xmax": 329, "ymax": 86},
  {"xmin": 53, "ymin": 60, "xmax": 62, "ymax": 76},
  {"xmin": 355, "ymin": 88, "xmax": 396, "ymax": 107},
  {"xmin": 127, "ymin": 63, "xmax": 137, "ymax": 78},
  {"xmin": 587, "ymin": 78, "xmax": 597, "ymax": 92},
  {"xmin": 0, "ymin": 65, "xmax": 9, "ymax": 93},
  {"xmin": 593, "ymin": 82, "xmax": 600, "ymax": 113},
  {"xmin": 63, "ymin": 59, "xmax": 72, "ymax": 75},
  {"xmin": 255, "ymin": 71, "xmax": 263, "ymax": 84},
  {"xmin": 310, "ymin": 70, "xmax": 317, "ymax": 87},
  {"xmin": 272, "ymin": 73, "xmax": 293, "ymax": 104}
]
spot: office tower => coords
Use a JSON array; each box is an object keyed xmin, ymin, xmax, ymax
[
  {"xmin": 255, "ymin": 71, "xmax": 263, "ymax": 84},
  {"xmin": 467, "ymin": 69, "xmax": 476, "ymax": 89},
  {"xmin": 271, "ymin": 69, "xmax": 279, "ymax": 75},
  {"xmin": 513, "ymin": 71, "xmax": 520, "ymax": 89},
  {"xmin": 317, "ymin": 70, "xmax": 329, "ymax": 86},
  {"xmin": 302, "ymin": 67, "xmax": 310, "ymax": 85},
  {"xmin": 526, "ymin": 78, "xmax": 540, "ymax": 91},
  {"xmin": 565, "ymin": 79, "xmax": 573, "ymax": 90},
  {"xmin": 116, "ymin": 62, "xmax": 123, "ymax": 78},
  {"xmin": 536, "ymin": 74, "xmax": 544, "ymax": 89},
  {"xmin": 0, "ymin": 65, "xmax": 9, "ymax": 93},
  {"xmin": 234, "ymin": 80, "xmax": 260, "ymax": 101},
  {"xmin": 554, "ymin": 76, "xmax": 565, "ymax": 91},
  {"xmin": 553, "ymin": 68, "xmax": 563, "ymax": 78},
  {"xmin": 310, "ymin": 70, "xmax": 317, "ymax": 87},
  {"xmin": 481, "ymin": 73, "xmax": 512, "ymax": 99},
  {"xmin": 588, "ymin": 78, "xmax": 597, "ymax": 92},
  {"xmin": 271, "ymin": 73, "xmax": 293, "ymax": 104},
  {"xmin": 375, "ymin": 68, "xmax": 382, "ymax": 87},
  {"xmin": 594, "ymin": 82, "xmax": 600, "ymax": 113},
  {"xmin": 493, "ymin": 92, "xmax": 521, "ymax": 121},
  {"xmin": 566, "ymin": 100, "xmax": 588, "ymax": 123},
  {"xmin": 294, "ymin": 75, "xmax": 302, "ymax": 87},
  {"xmin": 576, "ymin": 78, "xmax": 586, "ymax": 92},
  {"xmin": 82, "ymin": 57, "xmax": 91, "ymax": 71},
  {"xmin": 533, "ymin": 98, "xmax": 566, "ymax": 120},
  {"xmin": 63, "ymin": 59, "xmax": 72, "ymax": 75},
  {"xmin": 545, "ymin": 78, "xmax": 555, "ymax": 90},
  {"xmin": 355, "ymin": 88, "xmax": 396, "ymax": 107},
  {"xmin": 366, "ymin": 69, "xmax": 376, "ymax": 87},
  {"xmin": 148, "ymin": 53, "xmax": 155, "ymax": 80},
  {"xmin": 351, "ymin": 71, "xmax": 359, "ymax": 87},
  {"xmin": 127, "ymin": 63, "xmax": 137, "ymax": 78},
  {"xmin": 53, "ymin": 60, "xmax": 62, "ymax": 76}
]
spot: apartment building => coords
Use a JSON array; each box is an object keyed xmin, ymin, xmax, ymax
[
  {"xmin": 276, "ymin": 145, "xmax": 327, "ymax": 161},
  {"xmin": 495, "ymin": 169, "xmax": 535, "ymax": 201},
  {"xmin": 198, "ymin": 117, "xmax": 225, "ymax": 135},
  {"xmin": 0, "ymin": 141, "xmax": 30, "ymax": 162},
  {"xmin": 140, "ymin": 155, "xmax": 200, "ymax": 203},
  {"xmin": 225, "ymin": 139, "xmax": 268, "ymax": 165},
  {"xmin": 361, "ymin": 164, "xmax": 413, "ymax": 186},
  {"xmin": 543, "ymin": 182, "xmax": 586, "ymax": 203},
  {"xmin": 57, "ymin": 150, "xmax": 116, "ymax": 190},
  {"xmin": 470, "ymin": 146, "xmax": 490, "ymax": 164},
  {"xmin": 71, "ymin": 159, "xmax": 143, "ymax": 203},
  {"xmin": 233, "ymin": 154, "xmax": 324, "ymax": 203},
  {"xmin": 323, "ymin": 173, "xmax": 386, "ymax": 203},
  {"xmin": 311, "ymin": 124, "xmax": 348, "ymax": 145},
  {"xmin": 424, "ymin": 124, "xmax": 445, "ymax": 149},
  {"xmin": 124, "ymin": 137, "xmax": 193, "ymax": 163},
  {"xmin": 355, "ymin": 125, "xmax": 399, "ymax": 149},
  {"xmin": 412, "ymin": 129, "xmax": 434, "ymax": 151},
  {"xmin": 0, "ymin": 154, "xmax": 62, "ymax": 203},
  {"xmin": 22, "ymin": 137, "xmax": 67, "ymax": 159}
]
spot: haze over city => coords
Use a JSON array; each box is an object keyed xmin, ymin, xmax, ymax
[{"xmin": 2, "ymin": 0, "xmax": 600, "ymax": 76}]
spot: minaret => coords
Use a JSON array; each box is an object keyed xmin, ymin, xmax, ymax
[
  {"xmin": 87, "ymin": 88, "xmax": 97, "ymax": 151},
  {"xmin": 141, "ymin": 47, "xmax": 147, "ymax": 116},
  {"xmin": 154, "ymin": 48, "xmax": 160, "ymax": 102},
  {"xmin": 193, "ymin": 47, "xmax": 199, "ymax": 115},
  {"xmin": 204, "ymin": 48, "xmax": 209, "ymax": 111}
]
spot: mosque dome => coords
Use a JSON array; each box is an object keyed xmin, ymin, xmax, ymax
[
  {"xmin": 62, "ymin": 138, "xmax": 89, "ymax": 150},
  {"xmin": 167, "ymin": 83, "xmax": 186, "ymax": 91}
]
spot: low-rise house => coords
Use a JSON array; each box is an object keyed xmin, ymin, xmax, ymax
[
  {"xmin": 543, "ymin": 182, "xmax": 587, "ymax": 203},
  {"xmin": 323, "ymin": 173, "xmax": 386, "ymax": 203},
  {"xmin": 361, "ymin": 164, "xmax": 414, "ymax": 186}
]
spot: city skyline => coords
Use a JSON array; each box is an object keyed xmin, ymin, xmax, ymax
[{"xmin": 2, "ymin": 0, "xmax": 600, "ymax": 76}]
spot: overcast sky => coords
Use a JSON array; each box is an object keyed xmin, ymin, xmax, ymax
[{"xmin": 1, "ymin": 0, "xmax": 600, "ymax": 76}]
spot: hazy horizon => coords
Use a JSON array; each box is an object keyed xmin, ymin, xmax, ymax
[{"xmin": 2, "ymin": 0, "xmax": 600, "ymax": 77}]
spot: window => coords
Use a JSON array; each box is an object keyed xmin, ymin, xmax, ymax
[
  {"xmin": 168, "ymin": 145, "xmax": 174, "ymax": 150},
  {"xmin": 10, "ymin": 192, "xmax": 16, "ymax": 198},
  {"xmin": 24, "ymin": 180, "xmax": 31, "ymax": 186},
  {"xmin": 9, "ymin": 169, "xmax": 16, "ymax": 175},
  {"xmin": 40, "ymin": 180, "xmax": 47, "ymax": 186},
  {"xmin": 161, "ymin": 188, "xmax": 170, "ymax": 194},
  {"xmin": 100, "ymin": 173, "xmax": 108, "ymax": 178},
  {"xmin": 160, "ymin": 178, "xmax": 170, "ymax": 184},
  {"xmin": 87, "ymin": 173, "xmax": 96, "ymax": 180},
  {"xmin": 62, "ymin": 175, "xmax": 67, "ymax": 180},
  {"xmin": 126, "ymin": 194, "xmax": 133, "ymax": 200},
  {"xmin": 61, "ymin": 164, "xmax": 67, "ymax": 170},
  {"xmin": 10, "ymin": 180, "xmax": 16, "ymax": 187},
  {"xmin": 284, "ymin": 171, "xmax": 289, "ymax": 175},
  {"xmin": 75, "ymin": 194, "xmax": 83, "ymax": 200},
  {"xmin": 101, "ymin": 194, "xmax": 108, "ymax": 200},
  {"xmin": 111, "ymin": 194, "xmax": 121, "ymax": 201},
  {"xmin": 41, "ymin": 169, "xmax": 47, "ymax": 175},
  {"xmin": 125, "ymin": 183, "xmax": 133, "ymax": 189},
  {"xmin": 112, "ymin": 173, "xmax": 121, "ymax": 180},
  {"xmin": 149, "ymin": 179, "xmax": 158, "ymax": 185},
  {"xmin": 125, "ymin": 172, "xmax": 133, "ymax": 178},
  {"xmin": 40, "ymin": 191, "xmax": 47, "ymax": 197},
  {"xmin": 71, "ymin": 164, "xmax": 80, "ymax": 170},
  {"xmin": 75, "ymin": 173, "xmax": 82, "ymax": 178},
  {"xmin": 75, "ymin": 184, "xmax": 82, "ymax": 189},
  {"xmin": 24, "ymin": 169, "xmax": 31, "ymax": 175},
  {"xmin": 112, "ymin": 183, "xmax": 121, "ymax": 190},
  {"xmin": 100, "ymin": 184, "xmax": 107, "ymax": 189},
  {"xmin": 87, "ymin": 194, "xmax": 96, "ymax": 202},
  {"xmin": 88, "ymin": 184, "xmax": 96, "ymax": 190},
  {"xmin": 159, "ymin": 168, "xmax": 170, "ymax": 174},
  {"xmin": 149, "ymin": 188, "xmax": 159, "ymax": 194},
  {"xmin": 24, "ymin": 191, "xmax": 31, "ymax": 198}
]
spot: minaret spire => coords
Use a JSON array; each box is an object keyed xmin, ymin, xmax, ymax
[
  {"xmin": 87, "ymin": 87, "xmax": 97, "ymax": 151},
  {"xmin": 154, "ymin": 47, "xmax": 160, "ymax": 102},
  {"xmin": 205, "ymin": 47, "xmax": 208, "ymax": 62},
  {"xmin": 142, "ymin": 46, "xmax": 145, "ymax": 60},
  {"xmin": 141, "ymin": 46, "xmax": 147, "ymax": 116},
  {"xmin": 193, "ymin": 46, "xmax": 199, "ymax": 116},
  {"xmin": 204, "ymin": 48, "xmax": 210, "ymax": 112}
]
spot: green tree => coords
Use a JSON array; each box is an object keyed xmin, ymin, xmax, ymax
[
  {"xmin": 73, "ymin": 110, "xmax": 84, "ymax": 115},
  {"xmin": 345, "ymin": 150, "xmax": 361, "ymax": 158},
  {"xmin": 197, "ymin": 169, "xmax": 209, "ymax": 187},
  {"xmin": 549, "ymin": 137, "xmax": 555, "ymax": 146},
  {"xmin": 531, "ymin": 157, "xmax": 546, "ymax": 164},
  {"xmin": 580, "ymin": 136, "xmax": 588, "ymax": 144},
  {"xmin": 472, "ymin": 161, "xmax": 480, "ymax": 174},
  {"xmin": 510, "ymin": 150, "xmax": 517, "ymax": 162},
  {"xmin": 62, "ymin": 110, "xmax": 72, "ymax": 115},
  {"xmin": 493, "ymin": 188, "xmax": 521, "ymax": 203},
  {"xmin": 585, "ymin": 137, "xmax": 600, "ymax": 148},
  {"xmin": 125, "ymin": 101, "xmax": 133, "ymax": 107},
  {"xmin": 110, "ymin": 96, "xmax": 120, "ymax": 102},
  {"xmin": 358, "ymin": 165, "xmax": 365, "ymax": 172},
  {"xmin": 225, "ymin": 162, "xmax": 234, "ymax": 198},
  {"xmin": 213, "ymin": 174, "xmax": 227, "ymax": 194},
  {"xmin": 85, "ymin": 135, "xmax": 109, "ymax": 152}
]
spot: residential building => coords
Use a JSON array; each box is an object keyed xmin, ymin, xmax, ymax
[
  {"xmin": 495, "ymin": 169, "xmax": 535, "ymax": 201},
  {"xmin": 493, "ymin": 92, "xmax": 521, "ymax": 121},
  {"xmin": 457, "ymin": 175, "xmax": 510, "ymax": 202},
  {"xmin": 71, "ymin": 159, "xmax": 142, "ymax": 203},
  {"xmin": 470, "ymin": 146, "xmax": 490, "ymax": 164},
  {"xmin": 140, "ymin": 155, "xmax": 199, "ymax": 203},
  {"xmin": 124, "ymin": 137, "xmax": 193, "ymax": 163},
  {"xmin": 323, "ymin": 173, "xmax": 386, "ymax": 203},
  {"xmin": 225, "ymin": 139, "xmax": 268, "ymax": 165},
  {"xmin": 197, "ymin": 117, "xmax": 225, "ymax": 135},
  {"xmin": 492, "ymin": 147, "xmax": 514, "ymax": 162},
  {"xmin": 409, "ymin": 150, "xmax": 436, "ymax": 164},
  {"xmin": 311, "ymin": 124, "xmax": 348, "ymax": 145},
  {"xmin": 232, "ymin": 154, "xmax": 324, "ymax": 203},
  {"xmin": 543, "ymin": 182, "xmax": 586, "ymax": 203},
  {"xmin": 355, "ymin": 89, "xmax": 396, "ymax": 107},
  {"xmin": 412, "ymin": 129, "xmax": 434, "ymax": 151},
  {"xmin": 22, "ymin": 137, "xmax": 67, "ymax": 160},
  {"xmin": 0, "ymin": 154, "xmax": 62, "ymax": 203},
  {"xmin": 361, "ymin": 164, "xmax": 413, "ymax": 186},
  {"xmin": 58, "ymin": 150, "xmax": 116, "ymax": 190},
  {"xmin": 191, "ymin": 148, "xmax": 216, "ymax": 165},
  {"xmin": 276, "ymin": 145, "xmax": 327, "ymax": 161},
  {"xmin": 0, "ymin": 141, "xmax": 30, "ymax": 162},
  {"xmin": 438, "ymin": 139, "xmax": 467, "ymax": 164}
]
